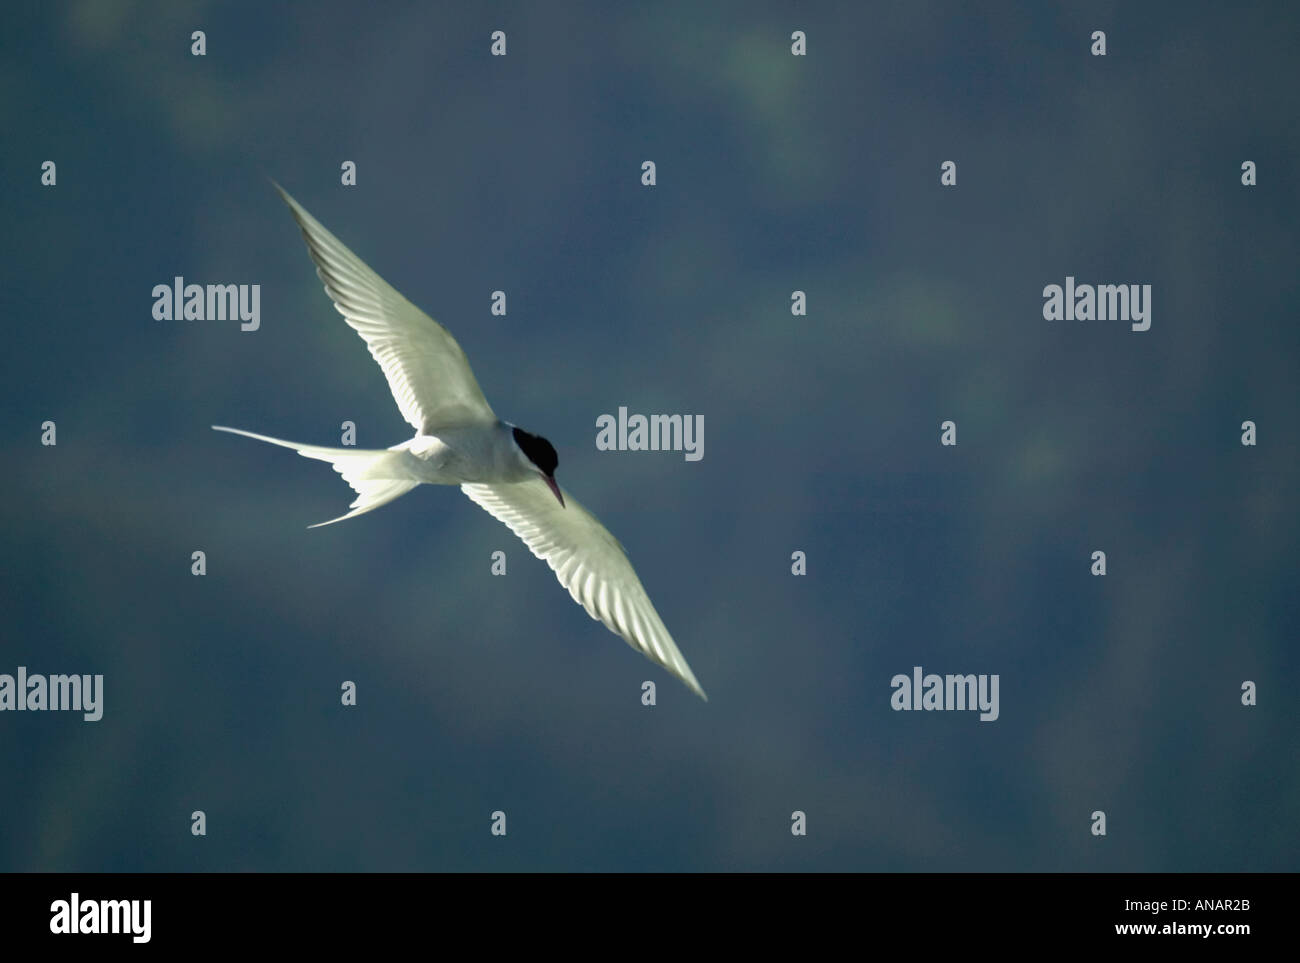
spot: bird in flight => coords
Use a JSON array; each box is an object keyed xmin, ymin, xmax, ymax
[{"xmin": 214, "ymin": 184, "xmax": 707, "ymax": 700}]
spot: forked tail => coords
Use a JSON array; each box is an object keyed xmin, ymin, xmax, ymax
[{"xmin": 213, "ymin": 426, "xmax": 420, "ymax": 527}]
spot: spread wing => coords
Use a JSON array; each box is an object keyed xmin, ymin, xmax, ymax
[
  {"xmin": 462, "ymin": 480, "xmax": 707, "ymax": 699},
  {"xmin": 275, "ymin": 183, "xmax": 496, "ymax": 431}
]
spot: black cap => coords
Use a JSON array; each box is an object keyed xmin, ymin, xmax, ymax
[{"xmin": 512, "ymin": 426, "xmax": 558, "ymax": 477}]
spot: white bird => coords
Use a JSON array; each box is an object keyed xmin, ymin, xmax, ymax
[{"xmin": 214, "ymin": 184, "xmax": 707, "ymax": 700}]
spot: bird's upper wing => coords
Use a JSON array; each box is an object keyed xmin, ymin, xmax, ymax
[
  {"xmin": 462, "ymin": 480, "xmax": 707, "ymax": 700},
  {"xmin": 275, "ymin": 183, "xmax": 496, "ymax": 432}
]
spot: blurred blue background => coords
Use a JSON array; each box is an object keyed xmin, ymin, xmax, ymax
[{"xmin": 1, "ymin": 1, "xmax": 1296, "ymax": 871}]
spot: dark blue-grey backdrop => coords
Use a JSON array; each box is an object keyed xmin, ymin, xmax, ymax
[{"xmin": 2, "ymin": 2, "xmax": 1296, "ymax": 871}]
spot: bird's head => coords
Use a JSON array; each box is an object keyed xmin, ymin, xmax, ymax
[{"xmin": 512, "ymin": 426, "xmax": 564, "ymax": 507}]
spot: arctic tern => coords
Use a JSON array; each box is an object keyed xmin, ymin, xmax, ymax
[{"xmin": 214, "ymin": 184, "xmax": 706, "ymax": 700}]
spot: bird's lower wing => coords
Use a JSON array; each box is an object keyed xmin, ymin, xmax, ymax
[{"xmin": 461, "ymin": 480, "xmax": 706, "ymax": 700}]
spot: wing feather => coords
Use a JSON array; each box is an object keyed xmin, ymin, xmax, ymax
[
  {"xmin": 462, "ymin": 481, "xmax": 707, "ymax": 700},
  {"xmin": 274, "ymin": 183, "xmax": 496, "ymax": 431}
]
